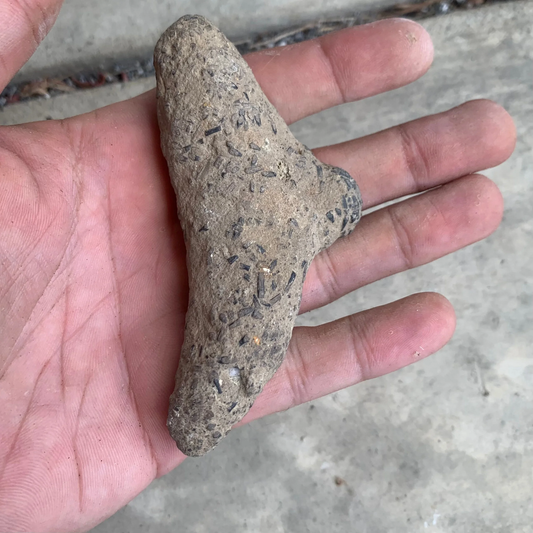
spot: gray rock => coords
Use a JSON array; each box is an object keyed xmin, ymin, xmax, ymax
[{"xmin": 154, "ymin": 15, "xmax": 362, "ymax": 456}]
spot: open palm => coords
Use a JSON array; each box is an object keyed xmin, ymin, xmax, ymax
[{"xmin": 0, "ymin": 2, "xmax": 515, "ymax": 532}]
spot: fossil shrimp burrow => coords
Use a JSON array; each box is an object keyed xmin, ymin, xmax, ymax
[{"xmin": 154, "ymin": 15, "xmax": 362, "ymax": 456}]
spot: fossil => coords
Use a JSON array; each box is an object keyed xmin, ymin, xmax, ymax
[{"xmin": 155, "ymin": 15, "xmax": 362, "ymax": 456}]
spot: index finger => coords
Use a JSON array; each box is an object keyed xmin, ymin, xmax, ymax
[
  {"xmin": 245, "ymin": 18, "xmax": 434, "ymax": 125},
  {"xmin": 79, "ymin": 17, "xmax": 433, "ymax": 145}
]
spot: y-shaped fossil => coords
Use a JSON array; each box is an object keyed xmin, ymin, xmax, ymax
[{"xmin": 155, "ymin": 15, "xmax": 362, "ymax": 456}]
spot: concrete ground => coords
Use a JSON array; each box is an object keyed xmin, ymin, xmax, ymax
[
  {"xmin": 14, "ymin": 0, "xmax": 392, "ymax": 83},
  {"xmin": 2, "ymin": 1, "xmax": 532, "ymax": 532}
]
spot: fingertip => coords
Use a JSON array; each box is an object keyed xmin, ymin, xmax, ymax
[
  {"xmin": 464, "ymin": 173, "xmax": 505, "ymax": 236},
  {"xmin": 371, "ymin": 18, "xmax": 435, "ymax": 82},
  {"xmin": 458, "ymin": 99, "xmax": 517, "ymax": 167},
  {"xmin": 482, "ymin": 99, "xmax": 517, "ymax": 162},
  {"xmin": 391, "ymin": 292, "xmax": 456, "ymax": 356},
  {"xmin": 439, "ymin": 173, "xmax": 504, "ymax": 243},
  {"xmin": 420, "ymin": 291, "xmax": 456, "ymax": 347},
  {"xmin": 391, "ymin": 17, "xmax": 435, "ymax": 70}
]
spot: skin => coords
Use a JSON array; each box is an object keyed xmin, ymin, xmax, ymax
[{"xmin": 0, "ymin": 1, "xmax": 515, "ymax": 532}]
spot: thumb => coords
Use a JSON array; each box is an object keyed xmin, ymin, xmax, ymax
[{"xmin": 0, "ymin": 0, "xmax": 64, "ymax": 91}]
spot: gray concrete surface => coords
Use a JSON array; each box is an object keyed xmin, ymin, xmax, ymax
[
  {"xmin": 15, "ymin": 0, "xmax": 392, "ymax": 83},
  {"xmin": 3, "ymin": 1, "xmax": 533, "ymax": 532}
]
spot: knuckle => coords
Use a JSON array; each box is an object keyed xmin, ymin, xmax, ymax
[
  {"xmin": 388, "ymin": 207, "xmax": 417, "ymax": 270},
  {"xmin": 285, "ymin": 335, "xmax": 311, "ymax": 408},
  {"xmin": 397, "ymin": 123, "xmax": 431, "ymax": 190},
  {"xmin": 347, "ymin": 314, "xmax": 376, "ymax": 380},
  {"xmin": 314, "ymin": 247, "xmax": 341, "ymax": 305}
]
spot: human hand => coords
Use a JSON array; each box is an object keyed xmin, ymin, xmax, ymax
[{"xmin": 0, "ymin": 1, "xmax": 515, "ymax": 532}]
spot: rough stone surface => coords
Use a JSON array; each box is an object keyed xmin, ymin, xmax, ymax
[{"xmin": 154, "ymin": 16, "xmax": 362, "ymax": 456}]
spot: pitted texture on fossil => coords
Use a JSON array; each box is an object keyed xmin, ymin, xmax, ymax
[{"xmin": 155, "ymin": 15, "xmax": 362, "ymax": 456}]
